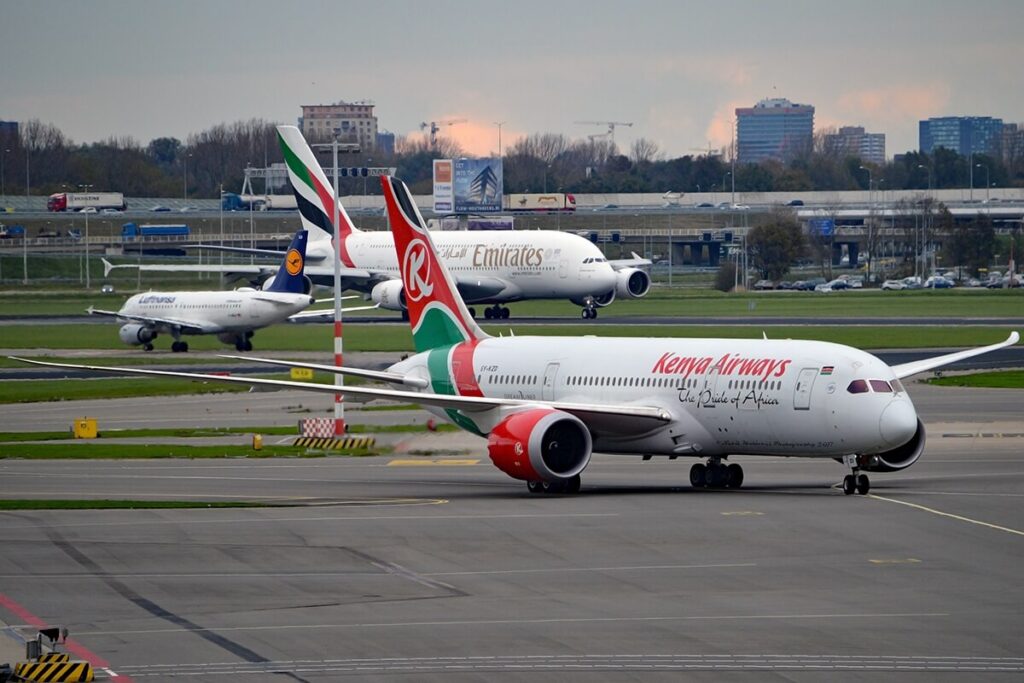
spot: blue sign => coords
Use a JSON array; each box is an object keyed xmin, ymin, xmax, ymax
[
  {"xmin": 808, "ymin": 218, "xmax": 835, "ymax": 236},
  {"xmin": 453, "ymin": 158, "xmax": 503, "ymax": 213}
]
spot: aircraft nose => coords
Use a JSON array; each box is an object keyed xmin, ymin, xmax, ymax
[{"xmin": 879, "ymin": 399, "xmax": 917, "ymax": 446}]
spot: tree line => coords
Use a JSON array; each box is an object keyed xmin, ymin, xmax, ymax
[{"xmin": 1, "ymin": 119, "xmax": 1022, "ymax": 200}]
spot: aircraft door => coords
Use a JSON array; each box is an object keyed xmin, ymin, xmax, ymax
[
  {"xmin": 793, "ymin": 368, "xmax": 818, "ymax": 410},
  {"xmin": 559, "ymin": 259, "xmax": 569, "ymax": 279},
  {"xmin": 698, "ymin": 368, "xmax": 720, "ymax": 409},
  {"xmin": 542, "ymin": 362, "xmax": 560, "ymax": 401}
]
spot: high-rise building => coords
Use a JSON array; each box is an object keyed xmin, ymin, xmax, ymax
[
  {"xmin": 735, "ymin": 98, "xmax": 814, "ymax": 163},
  {"xmin": 0, "ymin": 120, "xmax": 18, "ymax": 139},
  {"xmin": 376, "ymin": 130, "xmax": 395, "ymax": 158},
  {"xmin": 919, "ymin": 116, "xmax": 1003, "ymax": 157},
  {"xmin": 1001, "ymin": 123, "xmax": 1024, "ymax": 163},
  {"xmin": 299, "ymin": 101, "xmax": 378, "ymax": 152},
  {"xmin": 824, "ymin": 126, "xmax": 886, "ymax": 165}
]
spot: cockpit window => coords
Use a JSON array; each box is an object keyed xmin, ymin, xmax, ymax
[
  {"xmin": 846, "ymin": 379, "xmax": 869, "ymax": 394},
  {"xmin": 869, "ymin": 379, "xmax": 893, "ymax": 393},
  {"xmin": 891, "ymin": 379, "xmax": 905, "ymax": 393}
]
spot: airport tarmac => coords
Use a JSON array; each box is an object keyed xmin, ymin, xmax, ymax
[{"xmin": 0, "ymin": 386, "xmax": 1022, "ymax": 679}]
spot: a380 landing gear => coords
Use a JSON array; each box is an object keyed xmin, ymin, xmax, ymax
[
  {"xmin": 170, "ymin": 340, "xmax": 189, "ymax": 353},
  {"xmin": 581, "ymin": 306, "xmax": 598, "ymax": 319},
  {"xmin": 526, "ymin": 474, "xmax": 581, "ymax": 495},
  {"xmin": 484, "ymin": 305, "xmax": 510, "ymax": 320},
  {"xmin": 690, "ymin": 459, "xmax": 744, "ymax": 489}
]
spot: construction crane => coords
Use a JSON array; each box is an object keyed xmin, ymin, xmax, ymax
[
  {"xmin": 689, "ymin": 141, "xmax": 721, "ymax": 157},
  {"xmin": 574, "ymin": 120, "xmax": 633, "ymax": 145},
  {"xmin": 420, "ymin": 118, "xmax": 467, "ymax": 148}
]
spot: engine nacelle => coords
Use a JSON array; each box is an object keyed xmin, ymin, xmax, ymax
[
  {"xmin": 487, "ymin": 409, "xmax": 592, "ymax": 483},
  {"xmin": 371, "ymin": 280, "xmax": 407, "ymax": 311},
  {"xmin": 857, "ymin": 418, "xmax": 926, "ymax": 473},
  {"xmin": 615, "ymin": 267, "xmax": 651, "ymax": 298},
  {"xmin": 119, "ymin": 323, "xmax": 157, "ymax": 346}
]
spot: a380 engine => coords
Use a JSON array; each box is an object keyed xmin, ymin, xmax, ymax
[
  {"xmin": 487, "ymin": 409, "xmax": 592, "ymax": 488},
  {"xmin": 856, "ymin": 418, "xmax": 927, "ymax": 473},
  {"xmin": 371, "ymin": 280, "xmax": 407, "ymax": 311},
  {"xmin": 118, "ymin": 323, "xmax": 157, "ymax": 346},
  {"xmin": 614, "ymin": 267, "xmax": 651, "ymax": 298}
]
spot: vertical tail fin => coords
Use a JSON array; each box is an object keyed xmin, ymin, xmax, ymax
[
  {"xmin": 275, "ymin": 125, "xmax": 359, "ymax": 266},
  {"xmin": 264, "ymin": 230, "xmax": 309, "ymax": 293},
  {"xmin": 381, "ymin": 175, "xmax": 489, "ymax": 352}
]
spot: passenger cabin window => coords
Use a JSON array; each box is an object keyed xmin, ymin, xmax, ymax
[{"xmin": 847, "ymin": 379, "xmax": 870, "ymax": 394}]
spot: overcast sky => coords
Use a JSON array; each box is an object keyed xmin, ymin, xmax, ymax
[{"xmin": 2, "ymin": 0, "xmax": 1022, "ymax": 159}]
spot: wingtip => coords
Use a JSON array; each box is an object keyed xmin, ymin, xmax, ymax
[
  {"xmin": 1009, "ymin": 331, "xmax": 1021, "ymax": 345},
  {"xmin": 102, "ymin": 258, "xmax": 113, "ymax": 277}
]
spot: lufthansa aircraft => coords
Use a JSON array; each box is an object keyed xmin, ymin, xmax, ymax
[
  {"xmin": 90, "ymin": 230, "xmax": 316, "ymax": 352},
  {"xmin": 19, "ymin": 177, "xmax": 1018, "ymax": 495},
  {"xmin": 106, "ymin": 125, "xmax": 651, "ymax": 320}
]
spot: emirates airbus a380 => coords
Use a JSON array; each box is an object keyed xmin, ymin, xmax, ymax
[{"xmin": 15, "ymin": 176, "xmax": 1018, "ymax": 496}]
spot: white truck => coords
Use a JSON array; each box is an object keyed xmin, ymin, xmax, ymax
[{"xmin": 47, "ymin": 192, "xmax": 126, "ymax": 212}]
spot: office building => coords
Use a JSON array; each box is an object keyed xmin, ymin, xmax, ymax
[
  {"xmin": 299, "ymin": 101, "xmax": 378, "ymax": 152},
  {"xmin": 824, "ymin": 126, "xmax": 886, "ymax": 165},
  {"xmin": 735, "ymin": 98, "xmax": 815, "ymax": 163},
  {"xmin": 919, "ymin": 116, "xmax": 1003, "ymax": 157}
]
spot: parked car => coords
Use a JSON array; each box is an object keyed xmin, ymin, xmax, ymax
[
  {"xmin": 100, "ymin": 284, "xmax": 115, "ymax": 294},
  {"xmin": 79, "ymin": 206, "xmax": 97, "ymax": 214},
  {"xmin": 902, "ymin": 276, "xmax": 923, "ymax": 290},
  {"xmin": 881, "ymin": 279, "xmax": 905, "ymax": 291},
  {"xmin": 753, "ymin": 279, "xmax": 775, "ymax": 290},
  {"xmin": 786, "ymin": 199, "xmax": 805, "ymax": 206},
  {"xmin": 695, "ymin": 202, "xmax": 715, "ymax": 208},
  {"xmin": 925, "ymin": 276, "xmax": 954, "ymax": 289},
  {"xmin": 777, "ymin": 280, "xmax": 794, "ymax": 290},
  {"xmin": 100, "ymin": 208, "xmax": 123, "ymax": 215},
  {"xmin": 150, "ymin": 205, "xmax": 171, "ymax": 212}
]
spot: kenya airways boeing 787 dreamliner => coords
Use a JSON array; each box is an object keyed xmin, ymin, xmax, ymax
[{"xmin": 15, "ymin": 176, "xmax": 1018, "ymax": 496}]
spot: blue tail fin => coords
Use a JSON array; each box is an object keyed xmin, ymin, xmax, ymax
[{"xmin": 264, "ymin": 230, "xmax": 309, "ymax": 293}]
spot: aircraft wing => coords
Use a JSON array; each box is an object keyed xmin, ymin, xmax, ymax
[
  {"xmin": 609, "ymin": 251, "xmax": 653, "ymax": 269},
  {"xmin": 288, "ymin": 303, "xmax": 381, "ymax": 320},
  {"xmin": 183, "ymin": 244, "xmax": 295, "ymax": 259},
  {"xmin": 216, "ymin": 354, "xmax": 429, "ymax": 388},
  {"xmin": 102, "ymin": 258, "xmax": 375, "ymax": 283},
  {"xmin": 9, "ymin": 357, "xmax": 673, "ymax": 432},
  {"xmin": 86, "ymin": 308, "xmax": 212, "ymax": 335},
  {"xmin": 890, "ymin": 331, "xmax": 1020, "ymax": 379}
]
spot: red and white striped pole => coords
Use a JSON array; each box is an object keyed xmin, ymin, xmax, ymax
[{"xmin": 331, "ymin": 135, "xmax": 345, "ymax": 436}]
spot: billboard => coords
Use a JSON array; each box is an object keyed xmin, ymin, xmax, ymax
[
  {"xmin": 434, "ymin": 158, "xmax": 503, "ymax": 214},
  {"xmin": 432, "ymin": 160, "xmax": 453, "ymax": 213}
]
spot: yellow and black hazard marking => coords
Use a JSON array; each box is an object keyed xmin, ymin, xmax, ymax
[
  {"xmin": 36, "ymin": 653, "xmax": 70, "ymax": 663},
  {"xmin": 293, "ymin": 436, "xmax": 376, "ymax": 450},
  {"xmin": 13, "ymin": 659, "xmax": 93, "ymax": 681}
]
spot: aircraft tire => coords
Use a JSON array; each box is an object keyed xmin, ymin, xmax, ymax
[
  {"xmin": 484, "ymin": 308, "xmax": 493, "ymax": 319},
  {"xmin": 706, "ymin": 463, "xmax": 725, "ymax": 488},
  {"xmin": 527, "ymin": 481, "xmax": 544, "ymax": 494},
  {"xmin": 180, "ymin": 341, "xmax": 189, "ymax": 353},
  {"xmin": 842, "ymin": 474, "xmax": 856, "ymax": 495},
  {"xmin": 243, "ymin": 340, "xmax": 253, "ymax": 352},
  {"xmin": 856, "ymin": 474, "xmax": 870, "ymax": 495},
  {"xmin": 144, "ymin": 343, "xmax": 154, "ymax": 352},
  {"xmin": 171, "ymin": 341, "xmax": 183, "ymax": 353},
  {"xmin": 500, "ymin": 307, "xmax": 510, "ymax": 319},
  {"xmin": 468, "ymin": 307, "xmax": 476, "ymax": 318},
  {"xmin": 689, "ymin": 463, "xmax": 707, "ymax": 488},
  {"xmin": 235, "ymin": 341, "xmax": 245, "ymax": 351},
  {"xmin": 727, "ymin": 463, "xmax": 744, "ymax": 488},
  {"xmin": 564, "ymin": 474, "xmax": 581, "ymax": 494}
]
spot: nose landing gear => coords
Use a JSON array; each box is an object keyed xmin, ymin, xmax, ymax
[{"xmin": 841, "ymin": 455, "xmax": 871, "ymax": 495}]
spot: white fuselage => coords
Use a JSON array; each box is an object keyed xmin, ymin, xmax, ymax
[
  {"xmin": 120, "ymin": 289, "xmax": 312, "ymax": 335},
  {"xmin": 311, "ymin": 230, "xmax": 618, "ymax": 302},
  {"xmin": 391, "ymin": 336, "xmax": 919, "ymax": 459}
]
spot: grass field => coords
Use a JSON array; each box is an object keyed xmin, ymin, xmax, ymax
[
  {"xmin": 1, "ymin": 321, "xmax": 1018, "ymax": 355},
  {"xmin": 927, "ymin": 370, "xmax": 1024, "ymax": 389},
  {"xmin": 1, "ymin": 285, "xmax": 1022, "ymax": 319}
]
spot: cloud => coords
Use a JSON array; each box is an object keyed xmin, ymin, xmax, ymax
[
  {"xmin": 835, "ymin": 84, "xmax": 951, "ymax": 124},
  {"xmin": 403, "ymin": 117, "xmax": 527, "ymax": 157}
]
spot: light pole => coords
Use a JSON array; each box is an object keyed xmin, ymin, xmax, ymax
[
  {"xmin": 1, "ymin": 148, "xmax": 8, "ymax": 207},
  {"xmin": 976, "ymin": 163, "xmax": 990, "ymax": 202},
  {"xmin": 917, "ymin": 163, "xmax": 932, "ymax": 194},
  {"xmin": 723, "ymin": 172, "xmax": 732, "ymax": 204},
  {"xmin": 968, "ymin": 151, "xmax": 974, "ymax": 202},
  {"xmin": 183, "ymin": 151, "xmax": 192, "ymax": 202},
  {"xmin": 79, "ymin": 183, "xmax": 93, "ymax": 288},
  {"xmin": 859, "ymin": 166, "xmax": 873, "ymax": 283},
  {"xmin": 494, "ymin": 121, "xmax": 505, "ymax": 157}
]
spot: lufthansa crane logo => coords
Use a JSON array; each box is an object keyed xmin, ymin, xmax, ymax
[
  {"xmin": 402, "ymin": 239, "xmax": 434, "ymax": 302},
  {"xmin": 285, "ymin": 249, "xmax": 303, "ymax": 276}
]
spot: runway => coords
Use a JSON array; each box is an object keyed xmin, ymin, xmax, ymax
[{"xmin": 1, "ymin": 386, "xmax": 1022, "ymax": 679}]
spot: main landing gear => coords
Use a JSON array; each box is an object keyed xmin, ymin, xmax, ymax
[
  {"xmin": 526, "ymin": 474, "xmax": 581, "ymax": 495},
  {"xmin": 233, "ymin": 331, "xmax": 254, "ymax": 352},
  {"xmin": 484, "ymin": 305, "xmax": 510, "ymax": 320},
  {"xmin": 581, "ymin": 306, "xmax": 598, "ymax": 319},
  {"xmin": 170, "ymin": 341, "xmax": 189, "ymax": 353},
  {"xmin": 690, "ymin": 459, "xmax": 744, "ymax": 489}
]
